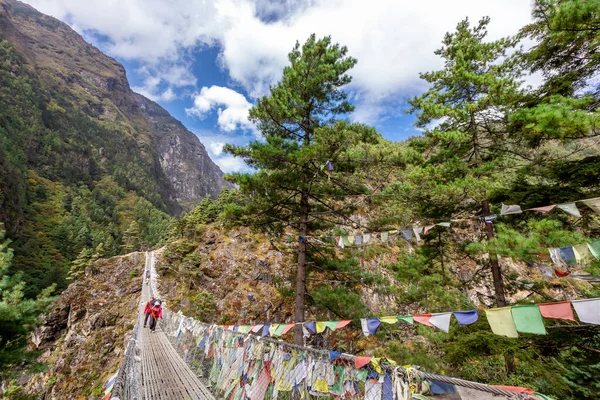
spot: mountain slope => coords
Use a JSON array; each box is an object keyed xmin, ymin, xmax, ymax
[
  {"xmin": 0, "ymin": 0, "xmax": 230, "ymax": 296},
  {"xmin": 0, "ymin": 0, "xmax": 228, "ymax": 216}
]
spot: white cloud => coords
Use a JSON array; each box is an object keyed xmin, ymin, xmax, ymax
[
  {"xmin": 193, "ymin": 130, "xmax": 254, "ymax": 173},
  {"xmin": 186, "ymin": 86, "xmax": 254, "ymax": 133},
  {"xmin": 23, "ymin": 0, "xmax": 534, "ymax": 124}
]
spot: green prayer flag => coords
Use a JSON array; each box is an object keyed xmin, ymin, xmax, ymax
[
  {"xmin": 511, "ymin": 305, "xmax": 546, "ymax": 335},
  {"xmin": 485, "ymin": 307, "xmax": 518, "ymax": 338},
  {"xmin": 397, "ymin": 316, "xmax": 414, "ymax": 324},
  {"xmin": 324, "ymin": 321, "xmax": 339, "ymax": 331},
  {"xmin": 273, "ymin": 324, "xmax": 287, "ymax": 336},
  {"xmin": 342, "ymin": 236, "xmax": 353, "ymax": 246},
  {"xmin": 437, "ymin": 222, "xmax": 451, "ymax": 227},
  {"xmin": 588, "ymin": 240, "xmax": 600, "ymax": 260}
]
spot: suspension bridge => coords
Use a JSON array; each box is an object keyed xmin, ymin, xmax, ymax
[{"xmin": 107, "ymin": 252, "xmax": 544, "ymax": 400}]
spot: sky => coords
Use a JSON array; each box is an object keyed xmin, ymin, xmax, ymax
[{"xmin": 22, "ymin": 0, "xmax": 535, "ymax": 173}]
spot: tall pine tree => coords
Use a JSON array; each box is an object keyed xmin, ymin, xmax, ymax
[
  {"xmin": 225, "ymin": 34, "xmax": 380, "ymax": 344},
  {"xmin": 407, "ymin": 17, "xmax": 523, "ymax": 307}
]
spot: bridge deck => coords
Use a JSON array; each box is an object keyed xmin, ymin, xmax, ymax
[{"xmin": 140, "ymin": 264, "xmax": 214, "ymax": 400}]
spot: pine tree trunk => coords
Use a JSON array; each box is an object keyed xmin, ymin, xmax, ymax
[
  {"xmin": 294, "ymin": 191, "xmax": 309, "ymax": 345},
  {"xmin": 481, "ymin": 201, "xmax": 507, "ymax": 307}
]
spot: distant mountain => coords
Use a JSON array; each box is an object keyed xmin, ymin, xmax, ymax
[
  {"xmin": 0, "ymin": 0, "xmax": 231, "ymax": 295},
  {"xmin": 0, "ymin": 0, "xmax": 229, "ymax": 215}
]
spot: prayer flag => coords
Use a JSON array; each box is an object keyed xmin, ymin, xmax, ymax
[
  {"xmin": 381, "ymin": 232, "xmax": 389, "ymax": 242},
  {"xmin": 401, "ymin": 229, "xmax": 413, "ymax": 241},
  {"xmin": 557, "ymin": 203, "xmax": 581, "ymax": 218},
  {"xmin": 363, "ymin": 234, "xmax": 371, "ymax": 243},
  {"xmin": 588, "ymin": 240, "xmax": 600, "ymax": 260},
  {"xmin": 397, "ymin": 316, "xmax": 414, "ymax": 324},
  {"xmin": 413, "ymin": 227, "xmax": 423, "ymax": 242},
  {"xmin": 335, "ymin": 320, "xmax": 352, "ymax": 330},
  {"xmin": 238, "ymin": 325, "xmax": 251, "ymax": 334},
  {"xmin": 559, "ymin": 247, "xmax": 576, "ymax": 266},
  {"xmin": 413, "ymin": 314, "xmax": 433, "ymax": 327},
  {"xmin": 582, "ymin": 197, "xmax": 600, "ymax": 214},
  {"xmin": 511, "ymin": 305, "xmax": 546, "ymax": 335},
  {"xmin": 501, "ymin": 204, "xmax": 522, "ymax": 215},
  {"xmin": 329, "ymin": 351, "xmax": 342, "ymax": 361},
  {"xmin": 342, "ymin": 236, "xmax": 352, "ymax": 246},
  {"xmin": 360, "ymin": 319, "xmax": 370, "ymax": 336},
  {"xmin": 526, "ymin": 205, "xmax": 556, "ymax": 213},
  {"xmin": 485, "ymin": 307, "xmax": 518, "ymax": 338},
  {"xmin": 548, "ymin": 248, "xmax": 564, "ymax": 265},
  {"xmin": 305, "ymin": 321, "xmax": 317, "ymax": 334},
  {"xmin": 327, "ymin": 161, "xmax": 334, "ymax": 171},
  {"xmin": 555, "ymin": 269, "xmax": 570, "ymax": 277},
  {"xmin": 324, "ymin": 321, "xmax": 339, "ymax": 331},
  {"xmin": 572, "ymin": 298, "xmax": 600, "ymax": 325},
  {"xmin": 424, "ymin": 225, "xmax": 435, "ymax": 235},
  {"xmin": 261, "ymin": 324, "xmax": 270, "ymax": 337},
  {"xmin": 453, "ymin": 310, "xmax": 479, "ymax": 326},
  {"xmin": 430, "ymin": 312, "xmax": 452, "ymax": 333},
  {"xmin": 355, "ymin": 235, "xmax": 362, "ymax": 245},
  {"xmin": 273, "ymin": 324, "xmax": 287, "ymax": 337},
  {"xmin": 316, "ymin": 321, "xmax": 326, "ymax": 334},
  {"xmin": 251, "ymin": 324, "xmax": 263, "ymax": 333},
  {"xmin": 355, "ymin": 356, "xmax": 371, "ymax": 369},
  {"xmin": 337, "ymin": 236, "xmax": 344, "ymax": 248},
  {"xmin": 269, "ymin": 324, "xmax": 280, "ymax": 336},
  {"xmin": 484, "ymin": 215, "xmax": 497, "ymax": 223},
  {"xmin": 348, "ymin": 235, "xmax": 355, "ymax": 245},
  {"xmin": 437, "ymin": 222, "xmax": 451, "ymax": 227},
  {"xmin": 538, "ymin": 301, "xmax": 575, "ymax": 321},
  {"xmin": 367, "ymin": 318, "xmax": 381, "ymax": 335},
  {"xmin": 281, "ymin": 323, "xmax": 295, "ymax": 334},
  {"xmin": 379, "ymin": 316, "xmax": 399, "ymax": 324},
  {"xmin": 574, "ymin": 244, "xmax": 592, "ymax": 264}
]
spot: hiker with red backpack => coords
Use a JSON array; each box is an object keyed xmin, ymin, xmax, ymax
[
  {"xmin": 143, "ymin": 297, "xmax": 155, "ymax": 328},
  {"xmin": 149, "ymin": 299, "xmax": 163, "ymax": 332}
]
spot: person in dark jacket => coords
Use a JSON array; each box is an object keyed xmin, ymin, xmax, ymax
[
  {"xmin": 149, "ymin": 301, "xmax": 163, "ymax": 332},
  {"xmin": 143, "ymin": 297, "xmax": 155, "ymax": 328}
]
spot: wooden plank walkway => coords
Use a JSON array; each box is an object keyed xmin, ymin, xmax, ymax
[{"xmin": 140, "ymin": 264, "xmax": 214, "ymax": 400}]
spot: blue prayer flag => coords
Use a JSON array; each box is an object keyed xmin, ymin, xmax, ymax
[
  {"xmin": 367, "ymin": 318, "xmax": 381, "ymax": 335},
  {"xmin": 453, "ymin": 310, "xmax": 479, "ymax": 326},
  {"xmin": 305, "ymin": 321, "xmax": 317, "ymax": 334}
]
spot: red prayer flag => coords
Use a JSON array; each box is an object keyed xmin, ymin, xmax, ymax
[
  {"xmin": 539, "ymin": 301, "xmax": 576, "ymax": 321},
  {"xmin": 554, "ymin": 269, "xmax": 570, "ymax": 277},
  {"xmin": 281, "ymin": 323, "xmax": 295, "ymax": 335},
  {"xmin": 424, "ymin": 225, "xmax": 435, "ymax": 235},
  {"xmin": 491, "ymin": 385, "xmax": 534, "ymax": 394},
  {"xmin": 354, "ymin": 356, "xmax": 371, "ymax": 369},
  {"xmin": 335, "ymin": 320, "xmax": 352, "ymax": 330},
  {"xmin": 413, "ymin": 314, "xmax": 433, "ymax": 326},
  {"xmin": 525, "ymin": 205, "xmax": 556, "ymax": 213}
]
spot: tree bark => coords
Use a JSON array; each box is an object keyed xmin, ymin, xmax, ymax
[
  {"xmin": 293, "ymin": 191, "xmax": 309, "ymax": 345},
  {"xmin": 481, "ymin": 201, "xmax": 507, "ymax": 307}
]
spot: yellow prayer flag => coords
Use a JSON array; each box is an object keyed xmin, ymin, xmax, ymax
[
  {"xmin": 379, "ymin": 316, "xmax": 399, "ymax": 324},
  {"xmin": 485, "ymin": 307, "xmax": 518, "ymax": 338},
  {"xmin": 316, "ymin": 321, "xmax": 326, "ymax": 333}
]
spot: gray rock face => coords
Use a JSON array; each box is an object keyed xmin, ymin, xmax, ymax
[
  {"xmin": 0, "ymin": 0, "xmax": 231, "ymax": 214},
  {"xmin": 135, "ymin": 94, "xmax": 233, "ymax": 210}
]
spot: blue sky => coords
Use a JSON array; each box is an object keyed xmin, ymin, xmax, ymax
[{"xmin": 24, "ymin": 0, "xmax": 534, "ymax": 172}]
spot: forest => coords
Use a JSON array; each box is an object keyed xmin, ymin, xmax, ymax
[{"xmin": 1, "ymin": 0, "xmax": 599, "ymax": 399}]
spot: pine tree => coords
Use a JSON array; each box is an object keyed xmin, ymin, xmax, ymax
[
  {"xmin": 407, "ymin": 17, "xmax": 523, "ymax": 308},
  {"xmin": 0, "ymin": 227, "xmax": 55, "ymax": 375},
  {"xmin": 122, "ymin": 220, "xmax": 140, "ymax": 252},
  {"xmin": 225, "ymin": 34, "xmax": 380, "ymax": 344},
  {"xmin": 68, "ymin": 247, "xmax": 92, "ymax": 280}
]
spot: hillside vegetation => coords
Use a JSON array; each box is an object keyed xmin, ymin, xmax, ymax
[{"xmin": 156, "ymin": 2, "xmax": 600, "ymax": 399}]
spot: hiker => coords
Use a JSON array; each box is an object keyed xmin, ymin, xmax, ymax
[
  {"xmin": 143, "ymin": 297, "xmax": 155, "ymax": 328},
  {"xmin": 145, "ymin": 268, "xmax": 150, "ymax": 284},
  {"xmin": 149, "ymin": 299, "xmax": 163, "ymax": 332}
]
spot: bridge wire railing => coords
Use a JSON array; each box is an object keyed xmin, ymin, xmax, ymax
[{"xmin": 160, "ymin": 309, "xmax": 534, "ymax": 400}]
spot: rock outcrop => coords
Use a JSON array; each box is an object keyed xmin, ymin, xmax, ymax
[{"xmin": 24, "ymin": 253, "xmax": 144, "ymax": 399}]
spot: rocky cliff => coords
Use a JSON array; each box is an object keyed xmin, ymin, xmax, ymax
[
  {"xmin": 0, "ymin": 0, "xmax": 229, "ymax": 215},
  {"xmin": 23, "ymin": 252, "xmax": 144, "ymax": 399}
]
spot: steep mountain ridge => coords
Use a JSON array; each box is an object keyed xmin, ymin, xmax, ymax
[{"xmin": 0, "ymin": 0, "xmax": 229, "ymax": 215}]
